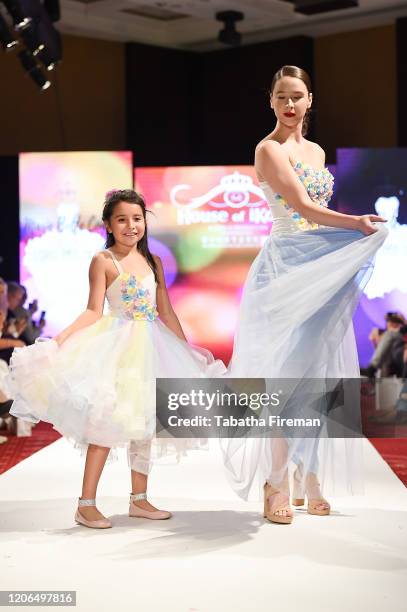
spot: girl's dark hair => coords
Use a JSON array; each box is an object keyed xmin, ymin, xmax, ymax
[
  {"xmin": 102, "ymin": 189, "xmax": 158, "ymax": 283},
  {"xmin": 270, "ymin": 65, "xmax": 312, "ymax": 136}
]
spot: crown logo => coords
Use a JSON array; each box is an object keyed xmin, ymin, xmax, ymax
[
  {"xmin": 170, "ymin": 171, "xmax": 266, "ymax": 210},
  {"xmin": 220, "ymin": 172, "xmax": 253, "ymax": 191}
]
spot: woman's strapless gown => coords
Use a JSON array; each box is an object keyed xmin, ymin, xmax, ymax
[
  {"xmin": 9, "ymin": 250, "xmax": 226, "ymax": 473},
  {"xmin": 222, "ymin": 161, "xmax": 388, "ymax": 499}
]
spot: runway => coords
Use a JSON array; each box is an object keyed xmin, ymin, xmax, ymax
[{"xmin": 1, "ymin": 437, "xmax": 406, "ymax": 612}]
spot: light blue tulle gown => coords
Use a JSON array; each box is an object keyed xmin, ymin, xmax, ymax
[{"xmin": 222, "ymin": 161, "xmax": 388, "ymax": 499}]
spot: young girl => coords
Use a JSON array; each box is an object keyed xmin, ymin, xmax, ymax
[
  {"xmin": 10, "ymin": 189, "xmax": 225, "ymax": 529},
  {"xmin": 222, "ymin": 65, "xmax": 388, "ymax": 524}
]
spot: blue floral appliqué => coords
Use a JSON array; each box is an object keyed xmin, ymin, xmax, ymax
[
  {"xmin": 120, "ymin": 273, "xmax": 158, "ymax": 321},
  {"xmin": 276, "ymin": 161, "xmax": 334, "ymax": 230}
]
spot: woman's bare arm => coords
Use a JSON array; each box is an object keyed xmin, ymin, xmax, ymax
[
  {"xmin": 54, "ymin": 253, "xmax": 107, "ymax": 346},
  {"xmin": 256, "ymin": 141, "xmax": 385, "ymax": 234},
  {"xmin": 154, "ymin": 255, "xmax": 187, "ymax": 342}
]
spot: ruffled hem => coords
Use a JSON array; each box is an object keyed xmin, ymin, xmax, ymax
[{"xmin": 9, "ymin": 316, "xmax": 226, "ymax": 470}]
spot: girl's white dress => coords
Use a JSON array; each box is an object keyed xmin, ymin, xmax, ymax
[
  {"xmin": 9, "ymin": 250, "xmax": 226, "ymax": 472},
  {"xmin": 222, "ymin": 161, "xmax": 388, "ymax": 499}
]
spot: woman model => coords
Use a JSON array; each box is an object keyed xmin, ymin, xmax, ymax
[{"xmin": 223, "ymin": 65, "xmax": 387, "ymax": 524}]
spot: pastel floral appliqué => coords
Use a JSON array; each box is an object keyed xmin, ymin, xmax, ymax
[
  {"xmin": 120, "ymin": 273, "xmax": 158, "ymax": 322},
  {"xmin": 275, "ymin": 161, "xmax": 334, "ymax": 231}
]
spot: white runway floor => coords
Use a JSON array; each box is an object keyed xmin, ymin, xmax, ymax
[{"xmin": 1, "ymin": 437, "xmax": 407, "ymax": 612}]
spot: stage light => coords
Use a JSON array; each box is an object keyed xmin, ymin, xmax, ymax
[
  {"xmin": 32, "ymin": 42, "xmax": 43, "ymax": 54},
  {"xmin": 34, "ymin": 36, "xmax": 60, "ymax": 71},
  {"xmin": 0, "ymin": 11, "xmax": 18, "ymax": 50},
  {"xmin": 1, "ymin": 0, "xmax": 62, "ymax": 86},
  {"xmin": 2, "ymin": 1, "xmax": 32, "ymax": 30},
  {"xmin": 216, "ymin": 10, "xmax": 244, "ymax": 47},
  {"xmin": 18, "ymin": 48, "xmax": 51, "ymax": 90},
  {"xmin": 8, "ymin": 1, "xmax": 63, "ymax": 70},
  {"xmin": 20, "ymin": 25, "xmax": 43, "ymax": 54}
]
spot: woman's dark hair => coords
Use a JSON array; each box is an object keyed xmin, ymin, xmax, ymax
[
  {"xmin": 102, "ymin": 189, "xmax": 158, "ymax": 283},
  {"xmin": 270, "ymin": 65, "xmax": 312, "ymax": 136}
]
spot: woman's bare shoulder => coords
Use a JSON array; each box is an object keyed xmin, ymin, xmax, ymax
[
  {"xmin": 304, "ymin": 139, "xmax": 326, "ymax": 163},
  {"xmin": 256, "ymin": 134, "xmax": 280, "ymax": 152},
  {"xmin": 255, "ymin": 138, "xmax": 293, "ymax": 169},
  {"xmin": 256, "ymin": 138, "xmax": 289, "ymax": 161},
  {"xmin": 255, "ymin": 138, "xmax": 293, "ymax": 181}
]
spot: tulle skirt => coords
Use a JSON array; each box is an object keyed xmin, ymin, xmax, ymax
[
  {"xmin": 222, "ymin": 223, "xmax": 389, "ymax": 499},
  {"xmin": 9, "ymin": 316, "xmax": 226, "ymax": 473}
]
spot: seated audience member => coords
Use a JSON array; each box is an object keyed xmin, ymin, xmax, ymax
[
  {"xmin": 361, "ymin": 313, "xmax": 406, "ymax": 378},
  {"xmin": 368, "ymin": 327, "xmax": 385, "ymax": 350},
  {"xmin": 0, "ymin": 282, "xmax": 27, "ymax": 364},
  {"xmin": 0, "ymin": 309, "xmax": 16, "ymax": 434},
  {"xmin": 0, "ymin": 308, "xmax": 33, "ymax": 437},
  {"xmin": 13, "ymin": 284, "xmax": 45, "ymax": 345},
  {"xmin": 370, "ymin": 331, "xmax": 407, "ymax": 425},
  {"xmin": 0, "ymin": 277, "xmax": 7, "ymax": 314}
]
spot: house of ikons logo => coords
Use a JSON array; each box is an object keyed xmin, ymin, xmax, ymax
[{"xmin": 170, "ymin": 172, "xmax": 271, "ymax": 227}]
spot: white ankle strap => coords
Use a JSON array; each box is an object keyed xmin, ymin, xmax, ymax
[
  {"xmin": 78, "ymin": 498, "xmax": 96, "ymax": 506},
  {"xmin": 130, "ymin": 492, "xmax": 147, "ymax": 501}
]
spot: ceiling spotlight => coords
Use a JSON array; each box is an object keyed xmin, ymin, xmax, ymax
[
  {"xmin": 18, "ymin": 48, "xmax": 51, "ymax": 90},
  {"xmin": 0, "ymin": 12, "xmax": 19, "ymax": 50},
  {"xmin": 2, "ymin": 1, "xmax": 32, "ymax": 31},
  {"xmin": 216, "ymin": 10, "xmax": 244, "ymax": 47},
  {"xmin": 32, "ymin": 43, "xmax": 44, "ymax": 55},
  {"xmin": 39, "ymin": 76, "xmax": 51, "ymax": 89},
  {"xmin": 37, "ymin": 50, "xmax": 55, "ymax": 71},
  {"xmin": 18, "ymin": 4, "xmax": 63, "ymax": 70},
  {"xmin": 15, "ymin": 16, "xmax": 31, "ymax": 30},
  {"xmin": 20, "ymin": 25, "xmax": 42, "ymax": 54}
]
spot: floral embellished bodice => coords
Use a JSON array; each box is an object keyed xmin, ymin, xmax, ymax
[
  {"xmin": 105, "ymin": 250, "xmax": 158, "ymax": 322},
  {"xmin": 260, "ymin": 161, "xmax": 334, "ymax": 233}
]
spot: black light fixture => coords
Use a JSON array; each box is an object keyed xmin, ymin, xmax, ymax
[
  {"xmin": 2, "ymin": 0, "xmax": 62, "ymax": 68},
  {"xmin": 0, "ymin": 11, "xmax": 18, "ymax": 50},
  {"xmin": 18, "ymin": 47, "xmax": 50, "ymax": 89},
  {"xmin": 20, "ymin": 21, "xmax": 44, "ymax": 54},
  {"xmin": 216, "ymin": 10, "xmax": 244, "ymax": 47},
  {"xmin": 2, "ymin": 0, "xmax": 32, "ymax": 30},
  {"xmin": 28, "ymin": 1, "xmax": 62, "ymax": 69},
  {"xmin": 1, "ymin": 0, "xmax": 62, "ymax": 87}
]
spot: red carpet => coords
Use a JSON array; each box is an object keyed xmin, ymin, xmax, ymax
[
  {"xmin": 369, "ymin": 438, "xmax": 407, "ymax": 486},
  {"xmin": 0, "ymin": 422, "xmax": 61, "ymax": 475}
]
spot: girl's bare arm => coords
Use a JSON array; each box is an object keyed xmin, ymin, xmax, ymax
[
  {"xmin": 54, "ymin": 253, "xmax": 107, "ymax": 346},
  {"xmin": 154, "ymin": 255, "xmax": 187, "ymax": 342}
]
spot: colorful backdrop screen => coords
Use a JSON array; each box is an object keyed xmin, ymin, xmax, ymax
[
  {"xmin": 19, "ymin": 151, "xmax": 133, "ymax": 336},
  {"xmin": 135, "ymin": 166, "xmax": 271, "ymax": 363}
]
